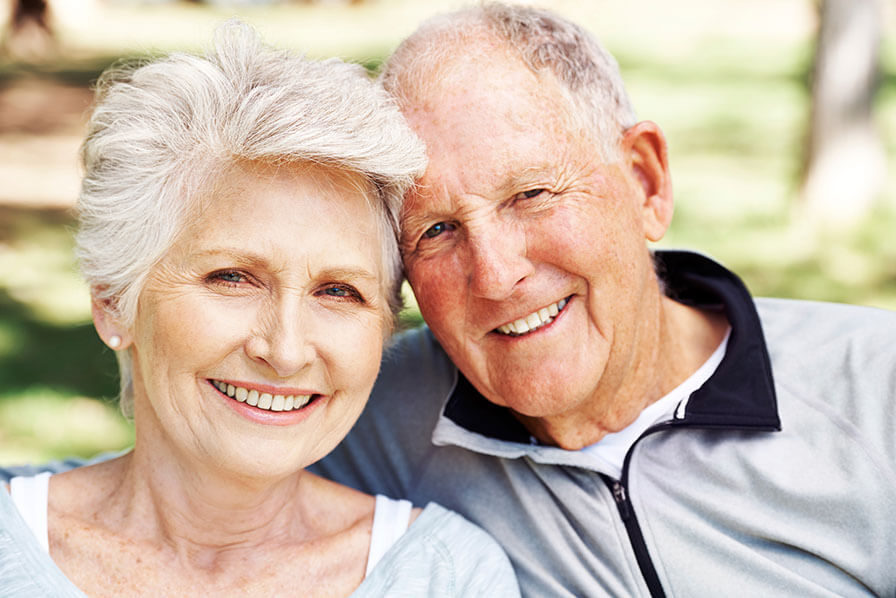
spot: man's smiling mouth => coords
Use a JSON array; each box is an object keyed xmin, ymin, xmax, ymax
[
  {"xmin": 210, "ymin": 380, "xmax": 316, "ymax": 412},
  {"xmin": 495, "ymin": 297, "xmax": 569, "ymax": 337}
]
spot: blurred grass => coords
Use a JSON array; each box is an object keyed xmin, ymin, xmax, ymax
[{"xmin": 1, "ymin": 0, "xmax": 894, "ymax": 464}]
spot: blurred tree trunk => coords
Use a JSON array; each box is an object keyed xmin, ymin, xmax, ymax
[
  {"xmin": 800, "ymin": 0, "xmax": 885, "ymax": 230},
  {"xmin": 2, "ymin": 0, "xmax": 56, "ymax": 61}
]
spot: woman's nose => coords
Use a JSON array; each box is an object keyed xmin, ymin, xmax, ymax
[{"xmin": 245, "ymin": 297, "xmax": 316, "ymax": 378}]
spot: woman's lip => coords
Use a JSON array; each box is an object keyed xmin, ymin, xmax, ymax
[
  {"xmin": 207, "ymin": 378, "xmax": 320, "ymax": 397},
  {"xmin": 217, "ymin": 386, "xmax": 328, "ymax": 426},
  {"xmin": 209, "ymin": 379, "xmax": 328, "ymax": 423}
]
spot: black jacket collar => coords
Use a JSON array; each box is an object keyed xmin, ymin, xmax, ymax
[{"xmin": 443, "ymin": 250, "xmax": 781, "ymax": 442}]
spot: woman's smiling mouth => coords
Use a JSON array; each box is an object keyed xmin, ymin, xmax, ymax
[{"xmin": 210, "ymin": 379, "xmax": 317, "ymax": 412}]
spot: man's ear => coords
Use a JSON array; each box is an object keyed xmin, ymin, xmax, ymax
[
  {"xmin": 91, "ymin": 295, "xmax": 132, "ymax": 351},
  {"xmin": 621, "ymin": 121, "xmax": 673, "ymax": 242}
]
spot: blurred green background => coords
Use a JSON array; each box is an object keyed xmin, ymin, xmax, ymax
[{"xmin": 1, "ymin": 0, "xmax": 894, "ymax": 464}]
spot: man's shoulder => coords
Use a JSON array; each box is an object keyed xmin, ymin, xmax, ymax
[
  {"xmin": 314, "ymin": 328, "xmax": 458, "ymax": 501},
  {"xmin": 375, "ymin": 326, "xmax": 457, "ymax": 400},
  {"xmin": 756, "ymin": 297, "xmax": 896, "ymax": 449},
  {"xmin": 755, "ymin": 297, "xmax": 896, "ymax": 348}
]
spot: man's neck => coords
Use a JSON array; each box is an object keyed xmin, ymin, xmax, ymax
[{"xmin": 515, "ymin": 297, "xmax": 730, "ymax": 450}]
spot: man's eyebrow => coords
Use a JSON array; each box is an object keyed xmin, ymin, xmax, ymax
[
  {"xmin": 400, "ymin": 209, "xmax": 441, "ymax": 234},
  {"xmin": 398, "ymin": 165, "xmax": 560, "ymax": 235},
  {"xmin": 495, "ymin": 165, "xmax": 556, "ymax": 194}
]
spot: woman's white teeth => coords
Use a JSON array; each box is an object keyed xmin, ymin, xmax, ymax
[
  {"xmin": 497, "ymin": 298, "xmax": 568, "ymax": 336},
  {"xmin": 211, "ymin": 380, "xmax": 312, "ymax": 412}
]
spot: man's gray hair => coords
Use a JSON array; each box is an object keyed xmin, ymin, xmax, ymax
[
  {"xmin": 77, "ymin": 20, "xmax": 427, "ymax": 417},
  {"xmin": 380, "ymin": 2, "xmax": 637, "ymax": 161}
]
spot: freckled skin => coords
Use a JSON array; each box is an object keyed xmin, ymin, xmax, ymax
[
  {"xmin": 50, "ymin": 161, "xmax": 396, "ymax": 596},
  {"xmin": 129, "ymin": 161, "xmax": 388, "ymax": 481},
  {"xmin": 399, "ymin": 45, "xmax": 725, "ymax": 449}
]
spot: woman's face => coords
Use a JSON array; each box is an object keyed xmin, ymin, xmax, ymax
[{"xmin": 126, "ymin": 161, "xmax": 388, "ymax": 480}]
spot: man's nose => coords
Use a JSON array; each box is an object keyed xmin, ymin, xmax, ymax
[
  {"xmin": 466, "ymin": 223, "xmax": 533, "ymax": 300},
  {"xmin": 245, "ymin": 296, "xmax": 315, "ymax": 378}
]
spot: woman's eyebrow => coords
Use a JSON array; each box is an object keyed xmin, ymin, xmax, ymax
[
  {"xmin": 193, "ymin": 248, "xmax": 379, "ymax": 281},
  {"xmin": 191, "ymin": 247, "xmax": 272, "ymax": 268},
  {"xmin": 315, "ymin": 266, "xmax": 380, "ymax": 284}
]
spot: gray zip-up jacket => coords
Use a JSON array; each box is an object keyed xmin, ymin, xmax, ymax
[{"xmin": 315, "ymin": 251, "xmax": 896, "ymax": 597}]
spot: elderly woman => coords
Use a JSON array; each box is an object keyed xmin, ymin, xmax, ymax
[{"xmin": 0, "ymin": 22, "xmax": 519, "ymax": 597}]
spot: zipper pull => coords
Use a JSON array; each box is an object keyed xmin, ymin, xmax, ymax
[{"xmin": 611, "ymin": 481, "xmax": 632, "ymax": 520}]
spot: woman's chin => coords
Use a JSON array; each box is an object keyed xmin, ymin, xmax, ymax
[
  {"xmin": 186, "ymin": 432, "xmax": 343, "ymax": 485},
  {"xmin": 199, "ymin": 448, "xmax": 312, "ymax": 484}
]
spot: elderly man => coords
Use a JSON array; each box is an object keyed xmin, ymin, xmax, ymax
[
  {"xmin": 2, "ymin": 4, "xmax": 893, "ymax": 596},
  {"xmin": 315, "ymin": 3, "xmax": 896, "ymax": 597}
]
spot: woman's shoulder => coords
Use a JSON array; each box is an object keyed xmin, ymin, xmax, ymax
[
  {"xmin": 357, "ymin": 502, "xmax": 520, "ymax": 597},
  {"xmin": 0, "ymin": 475, "xmax": 87, "ymax": 597},
  {"xmin": 0, "ymin": 451, "xmax": 123, "ymax": 484},
  {"xmin": 412, "ymin": 502, "xmax": 497, "ymax": 543},
  {"xmin": 412, "ymin": 503, "xmax": 516, "ymax": 568}
]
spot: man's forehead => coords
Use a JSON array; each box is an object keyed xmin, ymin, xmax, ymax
[
  {"xmin": 393, "ymin": 37, "xmax": 606, "ymax": 208},
  {"xmin": 403, "ymin": 66, "xmax": 578, "ymax": 150},
  {"xmin": 403, "ymin": 144, "xmax": 600, "ymax": 223},
  {"xmin": 400, "ymin": 37, "xmax": 549, "ymax": 112}
]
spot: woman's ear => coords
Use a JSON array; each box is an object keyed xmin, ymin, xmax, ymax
[
  {"xmin": 91, "ymin": 295, "xmax": 132, "ymax": 351},
  {"xmin": 621, "ymin": 121, "xmax": 674, "ymax": 242}
]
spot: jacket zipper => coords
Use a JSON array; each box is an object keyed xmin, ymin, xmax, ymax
[
  {"xmin": 602, "ymin": 419, "xmax": 780, "ymax": 596},
  {"xmin": 600, "ymin": 423, "xmax": 673, "ymax": 598},
  {"xmin": 601, "ymin": 475, "xmax": 666, "ymax": 597}
]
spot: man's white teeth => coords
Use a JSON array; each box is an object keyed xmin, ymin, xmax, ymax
[
  {"xmin": 211, "ymin": 380, "xmax": 312, "ymax": 412},
  {"xmin": 496, "ymin": 298, "xmax": 568, "ymax": 336}
]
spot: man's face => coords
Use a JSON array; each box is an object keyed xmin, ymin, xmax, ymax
[{"xmin": 398, "ymin": 50, "xmax": 670, "ymax": 434}]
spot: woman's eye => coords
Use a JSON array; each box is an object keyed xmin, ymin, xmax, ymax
[
  {"xmin": 320, "ymin": 285, "xmax": 363, "ymax": 301},
  {"xmin": 423, "ymin": 222, "xmax": 454, "ymax": 239},
  {"xmin": 208, "ymin": 270, "xmax": 248, "ymax": 286}
]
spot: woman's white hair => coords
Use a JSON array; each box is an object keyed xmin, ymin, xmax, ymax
[
  {"xmin": 379, "ymin": 2, "xmax": 637, "ymax": 162},
  {"xmin": 77, "ymin": 20, "xmax": 426, "ymax": 417}
]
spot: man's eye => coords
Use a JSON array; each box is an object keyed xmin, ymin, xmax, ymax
[
  {"xmin": 423, "ymin": 222, "xmax": 453, "ymax": 239},
  {"xmin": 517, "ymin": 188, "xmax": 545, "ymax": 200}
]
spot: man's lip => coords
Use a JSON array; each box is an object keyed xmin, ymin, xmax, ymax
[{"xmin": 492, "ymin": 296, "xmax": 571, "ymax": 337}]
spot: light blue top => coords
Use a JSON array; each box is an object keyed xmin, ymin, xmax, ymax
[{"xmin": 0, "ymin": 482, "xmax": 519, "ymax": 597}]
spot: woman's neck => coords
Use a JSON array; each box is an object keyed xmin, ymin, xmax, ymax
[
  {"xmin": 49, "ymin": 450, "xmax": 374, "ymax": 596},
  {"xmin": 71, "ymin": 445, "xmax": 366, "ymax": 568}
]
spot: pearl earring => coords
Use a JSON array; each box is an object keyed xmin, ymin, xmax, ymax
[{"xmin": 108, "ymin": 335, "xmax": 122, "ymax": 349}]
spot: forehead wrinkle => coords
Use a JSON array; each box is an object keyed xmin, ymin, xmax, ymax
[
  {"xmin": 316, "ymin": 266, "xmax": 380, "ymax": 285},
  {"xmin": 188, "ymin": 246, "xmax": 275, "ymax": 269},
  {"xmin": 400, "ymin": 208, "xmax": 433, "ymax": 240},
  {"xmin": 495, "ymin": 163, "xmax": 556, "ymax": 194},
  {"xmin": 401, "ymin": 176, "xmax": 453, "ymax": 223}
]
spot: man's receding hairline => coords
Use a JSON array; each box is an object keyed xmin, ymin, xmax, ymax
[
  {"xmin": 390, "ymin": 26, "xmax": 515, "ymax": 103},
  {"xmin": 381, "ymin": 5, "xmax": 631, "ymax": 164},
  {"xmin": 395, "ymin": 34, "xmax": 617, "ymax": 173}
]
